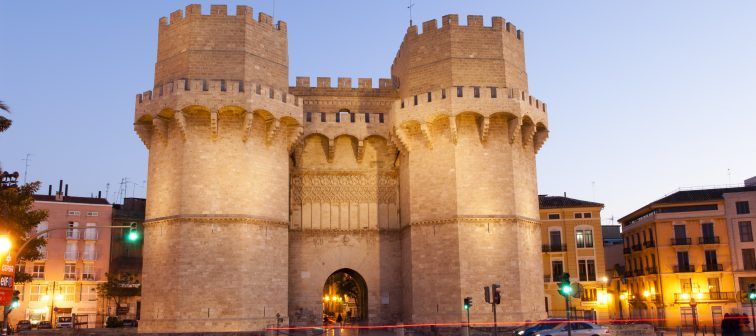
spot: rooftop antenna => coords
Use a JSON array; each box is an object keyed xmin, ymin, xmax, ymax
[
  {"xmin": 105, "ymin": 182, "xmax": 110, "ymax": 202},
  {"xmin": 728, "ymin": 168, "xmax": 732, "ymax": 184},
  {"xmin": 22, "ymin": 153, "xmax": 31, "ymax": 184},
  {"xmin": 407, "ymin": 0, "xmax": 415, "ymax": 26}
]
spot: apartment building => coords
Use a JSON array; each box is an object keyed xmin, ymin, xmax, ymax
[
  {"xmin": 539, "ymin": 195, "xmax": 610, "ymax": 320},
  {"xmin": 10, "ymin": 183, "xmax": 111, "ymax": 327},
  {"xmin": 619, "ymin": 182, "xmax": 756, "ymax": 329},
  {"xmin": 724, "ymin": 178, "xmax": 756, "ymax": 310}
]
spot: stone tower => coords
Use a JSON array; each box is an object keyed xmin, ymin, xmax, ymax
[
  {"xmin": 390, "ymin": 15, "xmax": 549, "ymax": 322},
  {"xmin": 134, "ymin": 5, "xmax": 302, "ymax": 332},
  {"xmin": 134, "ymin": 6, "xmax": 550, "ymax": 333}
]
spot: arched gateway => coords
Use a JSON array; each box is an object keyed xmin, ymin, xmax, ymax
[{"xmin": 322, "ymin": 269, "xmax": 368, "ymax": 323}]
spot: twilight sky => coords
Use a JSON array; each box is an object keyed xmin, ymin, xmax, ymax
[{"xmin": 1, "ymin": 0, "xmax": 754, "ymax": 222}]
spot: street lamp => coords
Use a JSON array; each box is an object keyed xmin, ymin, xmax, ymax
[{"xmin": 0, "ymin": 236, "xmax": 11, "ymax": 254}]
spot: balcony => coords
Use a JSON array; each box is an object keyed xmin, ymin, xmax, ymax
[
  {"xmin": 675, "ymin": 292, "xmax": 736, "ymax": 303},
  {"xmin": 674, "ymin": 265, "xmax": 696, "ymax": 273},
  {"xmin": 623, "ymin": 247, "xmax": 632, "ymax": 254},
  {"xmin": 63, "ymin": 273, "xmax": 78, "ymax": 281},
  {"xmin": 83, "ymin": 231, "xmax": 99, "ymax": 240},
  {"xmin": 646, "ymin": 266, "xmax": 658, "ymax": 274},
  {"xmin": 542, "ymin": 244, "xmax": 568, "ymax": 253},
  {"xmin": 632, "ymin": 244, "xmax": 642, "ymax": 251},
  {"xmin": 634, "ymin": 269, "xmax": 645, "ymax": 276},
  {"xmin": 81, "ymin": 273, "xmax": 97, "ymax": 281},
  {"xmin": 699, "ymin": 236, "xmax": 721, "ymax": 245},
  {"xmin": 66, "ymin": 230, "xmax": 80, "ymax": 240},
  {"xmin": 64, "ymin": 251, "xmax": 78, "ymax": 260},
  {"xmin": 702, "ymin": 263, "xmax": 724, "ymax": 272},
  {"xmin": 644, "ymin": 240, "xmax": 656, "ymax": 248},
  {"xmin": 671, "ymin": 237, "xmax": 692, "ymax": 246}
]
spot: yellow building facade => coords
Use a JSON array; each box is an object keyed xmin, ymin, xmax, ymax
[
  {"xmin": 619, "ymin": 187, "xmax": 751, "ymax": 329},
  {"xmin": 539, "ymin": 195, "xmax": 611, "ymax": 321}
]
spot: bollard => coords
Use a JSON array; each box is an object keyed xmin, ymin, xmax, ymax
[{"xmin": 677, "ymin": 326, "xmax": 682, "ymax": 336}]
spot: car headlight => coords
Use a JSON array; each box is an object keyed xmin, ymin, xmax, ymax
[{"xmin": 518, "ymin": 331, "xmax": 525, "ymax": 335}]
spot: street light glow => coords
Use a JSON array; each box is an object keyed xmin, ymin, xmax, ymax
[
  {"xmin": 127, "ymin": 230, "xmax": 139, "ymax": 242},
  {"xmin": 0, "ymin": 235, "xmax": 11, "ymax": 254}
]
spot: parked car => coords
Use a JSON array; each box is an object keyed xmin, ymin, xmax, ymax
[
  {"xmin": 513, "ymin": 318, "xmax": 567, "ymax": 336},
  {"xmin": 535, "ymin": 322, "xmax": 609, "ymax": 336},
  {"xmin": 37, "ymin": 321, "xmax": 53, "ymax": 329},
  {"xmin": 122, "ymin": 319, "xmax": 138, "ymax": 327},
  {"xmin": 16, "ymin": 320, "xmax": 32, "ymax": 331},
  {"xmin": 57, "ymin": 316, "xmax": 73, "ymax": 328}
]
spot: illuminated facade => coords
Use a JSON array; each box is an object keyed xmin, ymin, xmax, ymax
[
  {"xmin": 10, "ymin": 184, "xmax": 111, "ymax": 327},
  {"xmin": 619, "ymin": 183, "xmax": 756, "ymax": 328},
  {"xmin": 539, "ymin": 195, "xmax": 611, "ymax": 320}
]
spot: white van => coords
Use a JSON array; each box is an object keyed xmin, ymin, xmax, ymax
[{"xmin": 57, "ymin": 316, "xmax": 73, "ymax": 328}]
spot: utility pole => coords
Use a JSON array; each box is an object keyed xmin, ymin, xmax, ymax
[{"xmin": 21, "ymin": 154, "xmax": 31, "ymax": 184}]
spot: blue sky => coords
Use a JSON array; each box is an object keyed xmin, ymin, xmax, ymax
[{"xmin": 1, "ymin": 1, "xmax": 754, "ymax": 222}]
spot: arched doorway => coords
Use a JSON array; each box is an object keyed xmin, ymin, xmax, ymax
[{"xmin": 322, "ymin": 268, "xmax": 367, "ymax": 324}]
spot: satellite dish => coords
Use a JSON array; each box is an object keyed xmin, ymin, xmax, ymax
[{"xmin": 571, "ymin": 283, "xmax": 583, "ymax": 299}]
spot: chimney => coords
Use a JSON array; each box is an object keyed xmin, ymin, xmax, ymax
[
  {"xmin": 55, "ymin": 180, "xmax": 64, "ymax": 201},
  {"xmin": 563, "ymin": 192, "xmax": 567, "ymax": 197},
  {"xmin": 746, "ymin": 176, "xmax": 756, "ymax": 187},
  {"xmin": 64, "ymin": 184, "xmax": 69, "ymax": 196},
  {"xmin": 98, "ymin": 191, "xmax": 102, "ymax": 198},
  {"xmin": 48, "ymin": 185, "xmax": 52, "ymax": 196},
  {"xmin": 58, "ymin": 180, "xmax": 63, "ymax": 194}
]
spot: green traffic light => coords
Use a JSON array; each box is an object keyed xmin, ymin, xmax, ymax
[
  {"xmin": 11, "ymin": 301, "xmax": 19, "ymax": 308},
  {"xmin": 127, "ymin": 230, "xmax": 139, "ymax": 242},
  {"xmin": 560, "ymin": 285, "xmax": 573, "ymax": 295},
  {"xmin": 464, "ymin": 304, "xmax": 469, "ymax": 310},
  {"xmin": 749, "ymin": 292, "xmax": 756, "ymax": 300}
]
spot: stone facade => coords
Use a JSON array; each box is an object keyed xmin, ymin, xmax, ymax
[{"xmin": 134, "ymin": 5, "xmax": 550, "ymax": 333}]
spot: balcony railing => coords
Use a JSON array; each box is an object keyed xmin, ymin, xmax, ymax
[
  {"xmin": 632, "ymin": 244, "xmax": 642, "ymax": 251},
  {"xmin": 63, "ymin": 273, "xmax": 78, "ymax": 281},
  {"xmin": 542, "ymin": 244, "xmax": 568, "ymax": 253},
  {"xmin": 699, "ymin": 236, "xmax": 721, "ymax": 244},
  {"xmin": 646, "ymin": 266, "xmax": 658, "ymax": 274},
  {"xmin": 634, "ymin": 269, "xmax": 645, "ymax": 276},
  {"xmin": 81, "ymin": 273, "xmax": 97, "ymax": 281},
  {"xmin": 702, "ymin": 263, "xmax": 724, "ymax": 272},
  {"xmin": 64, "ymin": 251, "xmax": 78, "ymax": 260},
  {"xmin": 66, "ymin": 230, "xmax": 80, "ymax": 240},
  {"xmin": 675, "ymin": 292, "xmax": 736, "ymax": 302},
  {"xmin": 674, "ymin": 265, "xmax": 696, "ymax": 273},
  {"xmin": 544, "ymin": 275, "xmax": 553, "ymax": 283},
  {"xmin": 644, "ymin": 240, "xmax": 656, "ymax": 248},
  {"xmin": 83, "ymin": 231, "xmax": 99, "ymax": 240},
  {"xmin": 623, "ymin": 247, "xmax": 632, "ymax": 254},
  {"xmin": 745, "ymin": 263, "xmax": 756, "ymax": 271},
  {"xmin": 671, "ymin": 237, "xmax": 692, "ymax": 246}
]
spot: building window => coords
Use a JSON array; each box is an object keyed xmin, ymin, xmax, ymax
[
  {"xmin": 457, "ymin": 86, "xmax": 463, "ymax": 97},
  {"xmin": 473, "ymin": 86, "xmax": 480, "ymax": 98},
  {"xmin": 737, "ymin": 201, "xmax": 751, "ymax": 214},
  {"xmin": 427, "ymin": 92, "xmax": 432, "ymax": 102},
  {"xmin": 378, "ymin": 113, "xmax": 385, "ymax": 123},
  {"xmin": 578, "ymin": 259, "xmax": 597, "ymax": 281},
  {"xmin": 712, "ymin": 306, "xmax": 723, "ymax": 327},
  {"xmin": 82, "ymin": 263, "xmax": 96, "ymax": 281},
  {"xmin": 549, "ymin": 230, "xmax": 562, "ymax": 247},
  {"xmin": 320, "ymin": 113, "xmax": 326, "ymax": 122},
  {"xmin": 413, "ymin": 95, "xmax": 418, "ymax": 106},
  {"xmin": 574, "ymin": 212, "xmax": 583, "ymax": 219},
  {"xmin": 705, "ymin": 250, "xmax": 719, "ymax": 270},
  {"xmin": 31, "ymin": 264, "xmax": 45, "ymax": 279},
  {"xmin": 490, "ymin": 87, "xmax": 497, "ymax": 98},
  {"xmin": 86, "ymin": 211, "xmax": 99, "ymax": 217},
  {"xmin": 743, "ymin": 249, "xmax": 756, "ymax": 270},
  {"xmin": 83, "ymin": 242, "xmax": 96, "ymax": 261},
  {"xmin": 84, "ymin": 223, "xmax": 97, "ymax": 240},
  {"xmin": 67, "ymin": 222, "xmax": 80, "ymax": 239},
  {"xmin": 551, "ymin": 260, "xmax": 564, "ymax": 282},
  {"xmin": 64, "ymin": 263, "xmax": 76, "ymax": 280},
  {"xmin": 741, "ymin": 222, "xmax": 754, "ymax": 242},
  {"xmin": 547, "ymin": 213, "xmax": 560, "ymax": 220},
  {"xmin": 680, "ymin": 278, "xmax": 692, "ymax": 293},
  {"xmin": 365, "ymin": 113, "xmax": 370, "ymax": 123},
  {"xmin": 581, "ymin": 288, "xmax": 597, "ymax": 302},
  {"xmin": 80, "ymin": 284, "xmax": 98, "ymax": 301},
  {"xmin": 584, "ymin": 212, "xmax": 592, "ymax": 218},
  {"xmin": 674, "ymin": 224, "xmax": 687, "ymax": 239},
  {"xmin": 60, "ymin": 285, "xmax": 75, "ymax": 302},
  {"xmin": 29, "ymin": 284, "xmax": 47, "ymax": 302},
  {"xmin": 36, "ymin": 221, "xmax": 48, "ymax": 238},
  {"xmin": 305, "ymin": 112, "xmax": 312, "ymax": 122},
  {"xmin": 681, "ymin": 307, "xmax": 694, "ymax": 328},
  {"xmin": 67, "ymin": 210, "xmax": 80, "ymax": 216},
  {"xmin": 576, "ymin": 229, "xmax": 594, "ymax": 248},
  {"xmin": 677, "ymin": 251, "xmax": 691, "ymax": 272},
  {"xmin": 65, "ymin": 241, "xmax": 77, "ymax": 260}
]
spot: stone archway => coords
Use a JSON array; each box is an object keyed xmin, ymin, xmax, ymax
[{"xmin": 322, "ymin": 268, "xmax": 368, "ymax": 323}]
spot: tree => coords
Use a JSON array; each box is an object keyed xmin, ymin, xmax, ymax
[
  {"xmin": 0, "ymin": 100, "xmax": 10, "ymax": 132},
  {"xmin": 330, "ymin": 273, "xmax": 359, "ymax": 300},
  {"xmin": 0, "ymin": 180, "xmax": 48, "ymax": 283},
  {"xmin": 97, "ymin": 272, "xmax": 141, "ymax": 315}
]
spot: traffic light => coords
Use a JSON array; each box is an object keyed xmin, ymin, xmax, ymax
[
  {"xmin": 127, "ymin": 222, "xmax": 139, "ymax": 242},
  {"xmin": 11, "ymin": 290, "xmax": 20, "ymax": 309},
  {"xmin": 559, "ymin": 273, "xmax": 573, "ymax": 297},
  {"xmin": 749, "ymin": 284, "xmax": 756, "ymax": 301},
  {"xmin": 463, "ymin": 297, "xmax": 472, "ymax": 310},
  {"xmin": 492, "ymin": 284, "xmax": 501, "ymax": 305}
]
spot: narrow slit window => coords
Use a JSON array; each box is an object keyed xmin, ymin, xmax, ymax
[
  {"xmin": 220, "ymin": 80, "xmax": 226, "ymax": 92},
  {"xmin": 490, "ymin": 87, "xmax": 497, "ymax": 98},
  {"xmin": 442, "ymin": 89, "xmax": 447, "ymax": 99},
  {"xmin": 473, "ymin": 86, "xmax": 480, "ymax": 98},
  {"xmin": 320, "ymin": 113, "xmax": 326, "ymax": 122},
  {"xmin": 306, "ymin": 112, "xmax": 312, "ymax": 122},
  {"xmin": 457, "ymin": 86, "xmax": 463, "ymax": 97},
  {"xmin": 427, "ymin": 92, "xmax": 432, "ymax": 102},
  {"xmin": 365, "ymin": 113, "xmax": 371, "ymax": 123},
  {"xmin": 413, "ymin": 95, "xmax": 418, "ymax": 106},
  {"xmin": 379, "ymin": 113, "xmax": 385, "ymax": 123}
]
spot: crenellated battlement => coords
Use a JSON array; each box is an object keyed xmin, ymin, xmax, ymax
[
  {"xmin": 405, "ymin": 14, "xmax": 523, "ymax": 41},
  {"xmin": 294, "ymin": 76, "xmax": 394, "ymax": 90},
  {"xmin": 159, "ymin": 4, "xmax": 286, "ymax": 31},
  {"xmin": 135, "ymin": 78, "xmax": 302, "ymax": 125}
]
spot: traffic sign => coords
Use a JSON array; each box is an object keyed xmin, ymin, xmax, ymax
[{"xmin": 0, "ymin": 250, "xmax": 15, "ymax": 306}]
